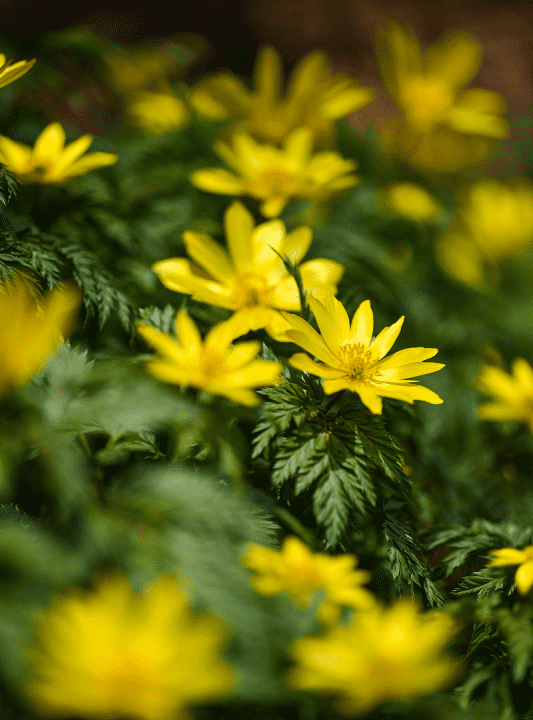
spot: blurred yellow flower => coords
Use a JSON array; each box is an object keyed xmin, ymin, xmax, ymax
[
  {"xmin": 0, "ymin": 52, "xmax": 35, "ymax": 90},
  {"xmin": 106, "ymin": 46, "xmax": 176, "ymax": 96},
  {"xmin": 190, "ymin": 128, "xmax": 359, "ymax": 218},
  {"xmin": 0, "ymin": 272, "xmax": 81, "ymax": 398},
  {"xmin": 190, "ymin": 45, "xmax": 373, "ymax": 146},
  {"xmin": 488, "ymin": 546, "xmax": 533, "ymax": 595},
  {"xmin": 152, "ymin": 201, "xmax": 343, "ymax": 341},
  {"xmin": 282, "ymin": 292, "xmax": 444, "ymax": 414},
  {"xmin": 380, "ymin": 182, "xmax": 444, "ymax": 221},
  {"xmin": 0, "ymin": 122, "xmax": 118, "ymax": 184},
  {"xmin": 286, "ymin": 597, "xmax": 460, "ymax": 715},
  {"xmin": 136, "ymin": 309, "xmax": 282, "ymax": 406},
  {"xmin": 127, "ymin": 92, "xmax": 189, "ymax": 134},
  {"xmin": 477, "ymin": 358, "xmax": 533, "ymax": 432},
  {"xmin": 26, "ymin": 572, "xmax": 235, "ymax": 720},
  {"xmin": 242, "ymin": 535, "xmax": 375, "ymax": 625},
  {"xmin": 437, "ymin": 178, "xmax": 533, "ymax": 287}
]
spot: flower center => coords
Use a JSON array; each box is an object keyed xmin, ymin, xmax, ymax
[
  {"xmin": 285, "ymin": 562, "xmax": 324, "ymax": 594},
  {"xmin": 230, "ymin": 272, "xmax": 274, "ymax": 308},
  {"xmin": 337, "ymin": 343, "xmax": 377, "ymax": 382},
  {"xmin": 402, "ymin": 76, "xmax": 454, "ymax": 130},
  {"xmin": 251, "ymin": 170, "xmax": 298, "ymax": 199},
  {"xmin": 197, "ymin": 347, "xmax": 226, "ymax": 378},
  {"xmin": 523, "ymin": 546, "xmax": 533, "ymax": 560}
]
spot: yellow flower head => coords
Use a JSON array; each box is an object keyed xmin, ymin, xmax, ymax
[
  {"xmin": 25, "ymin": 572, "xmax": 235, "ymax": 720},
  {"xmin": 190, "ymin": 128, "xmax": 359, "ymax": 218},
  {"xmin": 0, "ymin": 272, "xmax": 81, "ymax": 398},
  {"xmin": 152, "ymin": 201, "xmax": 344, "ymax": 341},
  {"xmin": 136, "ymin": 309, "xmax": 282, "ymax": 406},
  {"xmin": 489, "ymin": 546, "xmax": 533, "ymax": 595},
  {"xmin": 0, "ymin": 122, "xmax": 118, "ymax": 185},
  {"xmin": 286, "ymin": 597, "xmax": 461, "ymax": 715},
  {"xmin": 376, "ymin": 23, "xmax": 508, "ymax": 138},
  {"xmin": 380, "ymin": 182, "xmax": 444, "ymax": 222},
  {"xmin": 127, "ymin": 92, "xmax": 189, "ymax": 135},
  {"xmin": 106, "ymin": 46, "xmax": 176, "ymax": 96},
  {"xmin": 477, "ymin": 358, "xmax": 533, "ymax": 432},
  {"xmin": 0, "ymin": 52, "xmax": 35, "ymax": 90},
  {"xmin": 190, "ymin": 45, "xmax": 373, "ymax": 146},
  {"xmin": 281, "ymin": 292, "xmax": 444, "ymax": 414},
  {"xmin": 243, "ymin": 535, "xmax": 375, "ymax": 626}
]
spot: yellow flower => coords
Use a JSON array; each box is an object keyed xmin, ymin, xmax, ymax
[
  {"xmin": 152, "ymin": 201, "xmax": 344, "ymax": 341},
  {"xmin": 0, "ymin": 52, "xmax": 35, "ymax": 90},
  {"xmin": 380, "ymin": 182, "xmax": 444, "ymax": 222},
  {"xmin": 0, "ymin": 272, "xmax": 81, "ymax": 398},
  {"xmin": 286, "ymin": 597, "xmax": 460, "ymax": 715},
  {"xmin": 190, "ymin": 128, "xmax": 359, "ymax": 218},
  {"xmin": 190, "ymin": 45, "xmax": 373, "ymax": 146},
  {"xmin": 136, "ymin": 309, "xmax": 282, "ymax": 406},
  {"xmin": 25, "ymin": 572, "xmax": 235, "ymax": 720},
  {"xmin": 0, "ymin": 122, "xmax": 118, "ymax": 185},
  {"xmin": 106, "ymin": 47, "xmax": 175, "ymax": 96},
  {"xmin": 281, "ymin": 292, "xmax": 444, "ymax": 414},
  {"xmin": 376, "ymin": 23, "xmax": 508, "ymax": 138},
  {"xmin": 127, "ymin": 92, "xmax": 189, "ymax": 134},
  {"xmin": 477, "ymin": 358, "xmax": 533, "ymax": 432},
  {"xmin": 242, "ymin": 535, "xmax": 375, "ymax": 625},
  {"xmin": 488, "ymin": 546, "xmax": 533, "ymax": 595}
]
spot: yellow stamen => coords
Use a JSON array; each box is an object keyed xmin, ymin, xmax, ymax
[
  {"xmin": 231, "ymin": 272, "xmax": 275, "ymax": 308},
  {"xmin": 337, "ymin": 343, "xmax": 377, "ymax": 382},
  {"xmin": 252, "ymin": 170, "xmax": 298, "ymax": 198}
]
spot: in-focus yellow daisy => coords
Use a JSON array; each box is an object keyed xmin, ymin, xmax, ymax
[
  {"xmin": 190, "ymin": 128, "xmax": 359, "ymax": 218},
  {"xmin": 127, "ymin": 92, "xmax": 189, "ymax": 135},
  {"xmin": 190, "ymin": 45, "xmax": 373, "ymax": 146},
  {"xmin": 25, "ymin": 572, "xmax": 235, "ymax": 720},
  {"xmin": 281, "ymin": 292, "xmax": 444, "ymax": 414},
  {"xmin": 286, "ymin": 597, "xmax": 460, "ymax": 715},
  {"xmin": 488, "ymin": 546, "xmax": 533, "ymax": 595},
  {"xmin": 0, "ymin": 52, "xmax": 35, "ymax": 90},
  {"xmin": 136, "ymin": 309, "xmax": 282, "ymax": 406},
  {"xmin": 0, "ymin": 122, "xmax": 118, "ymax": 185},
  {"xmin": 152, "ymin": 201, "xmax": 343, "ymax": 341},
  {"xmin": 380, "ymin": 182, "xmax": 444, "ymax": 222},
  {"xmin": 0, "ymin": 272, "xmax": 81, "ymax": 398},
  {"xmin": 242, "ymin": 535, "xmax": 375, "ymax": 625},
  {"xmin": 477, "ymin": 358, "xmax": 533, "ymax": 432}
]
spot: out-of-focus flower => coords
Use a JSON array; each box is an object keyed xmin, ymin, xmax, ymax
[
  {"xmin": 0, "ymin": 122, "xmax": 118, "ymax": 184},
  {"xmin": 282, "ymin": 292, "xmax": 444, "ymax": 414},
  {"xmin": 0, "ymin": 272, "xmax": 81, "ymax": 398},
  {"xmin": 242, "ymin": 535, "xmax": 375, "ymax": 625},
  {"xmin": 136, "ymin": 309, "xmax": 282, "ymax": 406},
  {"xmin": 25, "ymin": 572, "xmax": 235, "ymax": 720},
  {"xmin": 477, "ymin": 358, "xmax": 533, "ymax": 432},
  {"xmin": 375, "ymin": 23, "xmax": 508, "ymax": 173},
  {"xmin": 488, "ymin": 546, "xmax": 533, "ymax": 595},
  {"xmin": 436, "ymin": 178, "xmax": 533, "ymax": 287},
  {"xmin": 190, "ymin": 128, "xmax": 358, "ymax": 218},
  {"xmin": 152, "ymin": 201, "xmax": 343, "ymax": 341},
  {"xmin": 127, "ymin": 92, "xmax": 189, "ymax": 134},
  {"xmin": 286, "ymin": 597, "xmax": 460, "ymax": 715},
  {"xmin": 380, "ymin": 182, "xmax": 444, "ymax": 221},
  {"xmin": 106, "ymin": 47, "xmax": 177, "ymax": 96},
  {"xmin": 0, "ymin": 53, "xmax": 35, "ymax": 90},
  {"xmin": 190, "ymin": 45, "xmax": 373, "ymax": 147}
]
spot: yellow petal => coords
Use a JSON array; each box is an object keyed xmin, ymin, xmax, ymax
[
  {"xmin": 477, "ymin": 402, "xmax": 523, "ymax": 422},
  {"xmin": 33, "ymin": 123, "xmax": 66, "ymax": 159},
  {"xmin": 285, "ymin": 52, "xmax": 326, "ymax": 104},
  {"xmin": 307, "ymin": 293, "xmax": 350, "ymax": 351},
  {"xmin": 321, "ymin": 86, "xmax": 374, "ymax": 119},
  {"xmin": 225, "ymin": 359, "xmax": 282, "ymax": 388},
  {"xmin": 264, "ymin": 309, "xmax": 299, "ymax": 341},
  {"xmin": 60, "ymin": 152, "xmax": 118, "ymax": 180},
  {"xmin": 375, "ymin": 383, "xmax": 444, "ymax": 404},
  {"xmin": 224, "ymin": 341, "xmax": 262, "ymax": 368},
  {"xmin": 0, "ymin": 135, "xmax": 32, "ymax": 169},
  {"xmin": 253, "ymin": 46, "xmax": 282, "ymax": 106},
  {"xmin": 0, "ymin": 58, "xmax": 35, "ymax": 89},
  {"xmin": 515, "ymin": 560, "xmax": 533, "ymax": 595},
  {"xmin": 136, "ymin": 323, "xmax": 187, "ymax": 363},
  {"xmin": 53, "ymin": 134, "xmax": 94, "ymax": 174},
  {"xmin": 446, "ymin": 106, "xmax": 509, "ymax": 139},
  {"xmin": 224, "ymin": 201, "xmax": 255, "ymax": 273},
  {"xmin": 356, "ymin": 384, "xmax": 383, "ymax": 414},
  {"xmin": 477, "ymin": 366, "xmax": 521, "ymax": 401},
  {"xmin": 284, "ymin": 128, "xmax": 313, "ymax": 167},
  {"xmin": 376, "ymin": 23, "xmax": 423, "ymax": 102},
  {"xmin": 152, "ymin": 258, "xmax": 235, "ymax": 308},
  {"xmin": 368, "ymin": 315, "xmax": 405, "ymax": 361},
  {"xmin": 488, "ymin": 548, "xmax": 528, "ymax": 567},
  {"xmin": 299, "ymin": 259, "xmax": 344, "ymax": 291},
  {"xmin": 182, "ymin": 231, "xmax": 234, "ymax": 283},
  {"xmin": 376, "ymin": 347, "xmax": 438, "ymax": 371},
  {"xmin": 281, "ymin": 226, "xmax": 313, "ymax": 264},
  {"xmin": 322, "ymin": 376, "xmax": 354, "ymax": 396},
  {"xmin": 289, "ymin": 353, "xmax": 346, "ymax": 379},
  {"xmin": 190, "ymin": 168, "xmax": 246, "ymax": 196},
  {"xmin": 349, "ymin": 299, "xmax": 373, "ymax": 347},
  {"xmin": 512, "ymin": 358, "xmax": 533, "ymax": 394},
  {"xmin": 378, "ymin": 362, "xmax": 445, "ymax": 381},
  {"xmin": 260, "ymin": 196, "xmax": 288, "ymax": 218},
  {"xmin": 269, "ymin": 277, "xmax": 300, "ymax": 311},
  {"xmin": 281, "ymin": 311, "xmax": 339, "ymax": 366},
  {"xmin": 175, "ymin": 310, "xmax": 202, "ymax": 353},
  {"xmin": 252, "ymin": 220, "xmax": 286, "ymax": 268},
  {"xmin": 425, "ymin": 32, "xmax": 481, "ymax": 91}
]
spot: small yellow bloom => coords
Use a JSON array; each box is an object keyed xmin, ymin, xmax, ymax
[
  {"xmin": 0, "ymin": 272, "xmax": 81, "ymax": 397},
  {"xmin": 287, "ymin": 597, "xmax": 460, "ymax": 715},
  {"xmin": 477, "ymin": 358, "xmax": 533, "ymax": 432},
  {"xmin": 380, "ymin": 182, "xmax": 444, "ymax": 221},
  {"xmin": 152, "ymin": 201, "xmax": 343, "ymax": 341},
  {"xmin": 25, "ymin": 572, "xmax": 235, "ymax": 720},
  {"xmin": 0, "ymin": 52, "xmax": 35, "ymax": 90},
  {"xmin": 106, "ymin": 47, "xmax": 175, "ymax": 96},
  {"xmin": 127, "ymin": 92, "xmax": 189, "ymax": 134},
  {"xmin": 0, "ymin": 122, "xmax": 118, "ymax": 185},
  {"xmin": 488, "ymin": 546, "xmax": 533, "ymax": 595},
  {"xmin": 190, "ymin": 128, "xmax": 359, "ymax": 218},
  {"xmin": 281, "ymin": 292, "xmax": 444, "ymax": 414},
  {"xmin": 136, "ymin": 309, "xmax": 282, "ymax": 406},
  {"xmin": 242, "ymin": 536, "xmax": 375, "ymax": 625},
  {"xmin": 190, "ymin": 45, "xmax": 373, "ymax": 146},
  {"xmin": 376, "ymin": 23, "xmax": 508, "ymax": 138}
]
